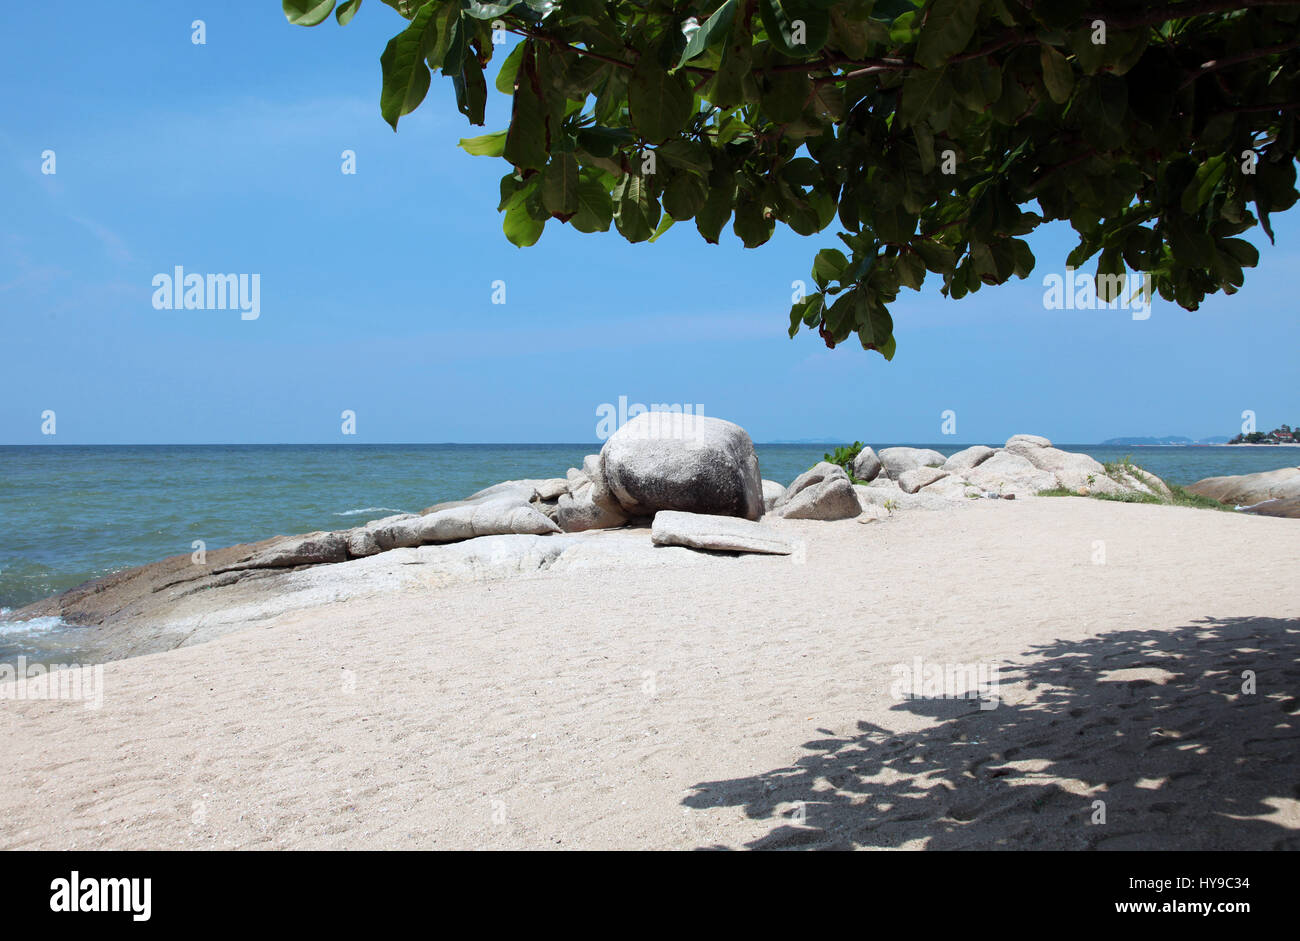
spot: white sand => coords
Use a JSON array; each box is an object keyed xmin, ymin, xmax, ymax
[{"xmin": 1, "ymin": 497, "xmax": 1297, "ymax": 850}]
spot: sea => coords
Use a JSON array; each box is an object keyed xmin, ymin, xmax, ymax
[{"xmin": 1, "ymin": 442, "xmax": 1295, "ymax": 659}]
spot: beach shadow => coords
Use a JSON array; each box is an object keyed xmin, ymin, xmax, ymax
[{"xmin": 684, "ymin": 616, "xmax": 1300, "ymax": 850}]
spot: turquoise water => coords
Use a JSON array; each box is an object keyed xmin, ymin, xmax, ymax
[{"xmin": 0, "ymin": 443, "xmax": 1295, "ymax": 615}]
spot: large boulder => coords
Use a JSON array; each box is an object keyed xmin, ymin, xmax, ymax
[
  {"xmin": 772, "ymin": 464, "xmax": 861, "ymax": 520},
  {"xmin": 964, "ymin": 451, "xmax": 1057, "ymax": 496},
  {"xmin": 598, "ymin": 412, "xmax": 764, "ymax": 520},
  {"xmin": 898, "ymin": 466, "xmax": 949, "ymax": 494},
  {"xmin": 878, "ymin": 446, "xmax": 948, "ymax": 479},
  {"xmin": 942, "ymin": 445, "xmax": 995, "ymax": 473},
  {"xmin": 1186, "ymin": 466, "xmax": 1300, "ymax": 506},
  {"xmin": 851, "ymin": 447, "xmax": 883, "ymax": 482},
  {"xmin": 651, "ymin": 510, "xmax": 793, "ymax": 555}
]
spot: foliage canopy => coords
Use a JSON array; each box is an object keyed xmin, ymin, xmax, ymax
[{"xmin": 286, "ymin": 0, "xmax": 1300, "ymax": 359}]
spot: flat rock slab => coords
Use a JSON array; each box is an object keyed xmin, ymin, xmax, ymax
[{"xmin": 651, "ymin": 510, "xmax": 794, "ymax": 555}]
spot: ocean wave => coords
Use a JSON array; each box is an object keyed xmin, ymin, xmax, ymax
[
  {"xmin": 0, "ymin": 612, "xmax": 69, "ymax": 637},
  {"xmin": 332, "ymin": 506, "xmax": 409, "ymax": 517}
]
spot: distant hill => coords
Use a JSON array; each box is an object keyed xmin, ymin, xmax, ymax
[
  {"xmin": 1101, "ymin": 436, "xmax": 1194, "ymax": 446},
  {"xmin": 1101, "ymin": 435, "xmax": 1233, "ymax": 445}
]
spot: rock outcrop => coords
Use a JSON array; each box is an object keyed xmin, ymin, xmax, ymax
[{"xmin": 1186, "ymin": 466, "xmax": 1300, "ymax": 505}]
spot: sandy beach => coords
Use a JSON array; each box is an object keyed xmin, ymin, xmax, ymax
[{"xmin": 1, "ymin": 496, "xmax": 1296, "ymax": 851}]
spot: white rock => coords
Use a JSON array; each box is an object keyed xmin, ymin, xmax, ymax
[
  {"xmin": 346, "ymin": 528, "xmax": 382, "ymax": 558},
  {"xmin": 1003, "ymin": 434, "xmax": 1053, "ymax": 458},
  {"xmin": 942, "ymin": 445, "xmax": 995, "ymax": 473},
  {"xmin": 599, "ymin": 412, "xmax": 764, "ymax": 520},
  {"xmin": 238, "ymin": 531, "xmax": 350, "ymax": 568},
  {"xmin": 651, "ymin": 510, "xmax": 793, "ymax": 555},
  {"xmin": 554, "ymin": 487, "xmax": 628, "ymax": 533},
  {"xmin": 380, "ymin": 502, "xmax": 560, "ymax": 547},
  {"xmin": 772, "ymin": 467, "xmax": 861, "ymax": 520},
  {"xmin": 851, "ymin": 447, "xmax": 883, "ymax": 482},
  {"xmin": 534, "ymin": 477, "xmax": 571, "ymax": 501},
  {"xmin": 964, "ymin": 451, "xmax": 1057, "ymax": 496},
  {"xmin": 878, "ymin": 446, "xmax": 948, "ymax": 479},
  {"xmin": 761, "ymin": 479, "xmax": 787, "ymax": 512},
  {"xmin": 898, "ymin": 466, "xmax": 949, "ymax": 494}
]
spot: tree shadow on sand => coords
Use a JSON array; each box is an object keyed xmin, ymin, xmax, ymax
[{"xmin": 685, "ymin": 616, "xmax": 1300, "ymax": 850}]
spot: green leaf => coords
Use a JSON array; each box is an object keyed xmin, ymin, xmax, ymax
[
  {"xmin": 911, "ymin": 238, "xmax": 956, "ymax": 274},
  {"xmin": 812, "ymin": 248, "xmax": 849, "ymax": 287},
  {"xmin": 695, "ymin": 177, "xmax": 735, "ymax": 243},
  {"xmin": 733, "ymin": 189, "xmax": 774, "ymax": 247},
  {"xmin": 571, "ymin": 175, "xmax": 614, "ymax": 233},
  {"xmin": 914, "ymin": 0, "xmax": 978, "ymax": 69},
  {"xmin": 899, "ymin": 66, "xmax": 949, "ymax": 128},
  {"xmin": 504, "ymin": 47, "xmax": 551, "ymax": 171},
  {"xmin": 542, "ymin": 152, "xmax": 580, "ymax": 218},
  {"xmin": 662, "ymin": 172, "xmax": 709, "ymax": 220},
  {"xmin": 503, "ymin": 199, "xmax": 545, "ymax": 246},
  {"xmin": 709, "ymin": 20, "xmax": 753, "ymax": 109},
  {"xmin": 656, "ymin": 139, "xmax": 713, "ymax": 174},
  {"xmin": 788, "ymin": 293, "xmax": 823, "ymax": 337},
  {"xmin": 465, "ymin": 0, "xmax": 520, "ymax": 18},
  {"xmin": 458, "ymin": 130, "xmax": 507, "ymax": 156},
  {"xmin": 628, "ymin": 54, "xmax": 693, "ymax": 145},
  {"xmin": 676, "ymin": 0, "xmax": 737, "ymax": 70},
  {"xmin": 495, "ymin": 41, "xmax": 525, "ymax": 94},
  {"xmin": 648, "ymin": 214, "xmax": 676, "ymax": 243},
  {"xmin": 1181, "ymin": 155, "xmax": 1227, "ymax": 215},
  {"xmin": 760, "ymin": 0, "xmax": 829, "ymax": 58},
  {"xmin": 761, "ymin": 71, "xmax": 812, "ymax": 125},
  {"xmin": 614, "ymin": 173, "xmax": 661, "ymax": 242},
  {"xmin": 1039, "ymin": 44, "xmax": 1074, "ymax": 104},
  {"xmin": 876, "ymin": 334, "xmax": 897, "ymax": 361},
  {"xmin": 453, "ymin": 55, "xmax": 488, "ymax": 125},
  {"xmin": 284, "ymin": 0, "xmax": 336, "ymax": 26},
  {"xmin": 378, "ymin": 3, "xmax": 439, "ymax": 130},
  {"xmin": 335, "ymin": 0, "xmax": 362, "ymax": 25}
]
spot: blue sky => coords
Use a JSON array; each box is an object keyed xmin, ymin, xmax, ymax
[{"xmin": 1, "ymin": 2, "xmax": 1296, "ymax": 445}]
